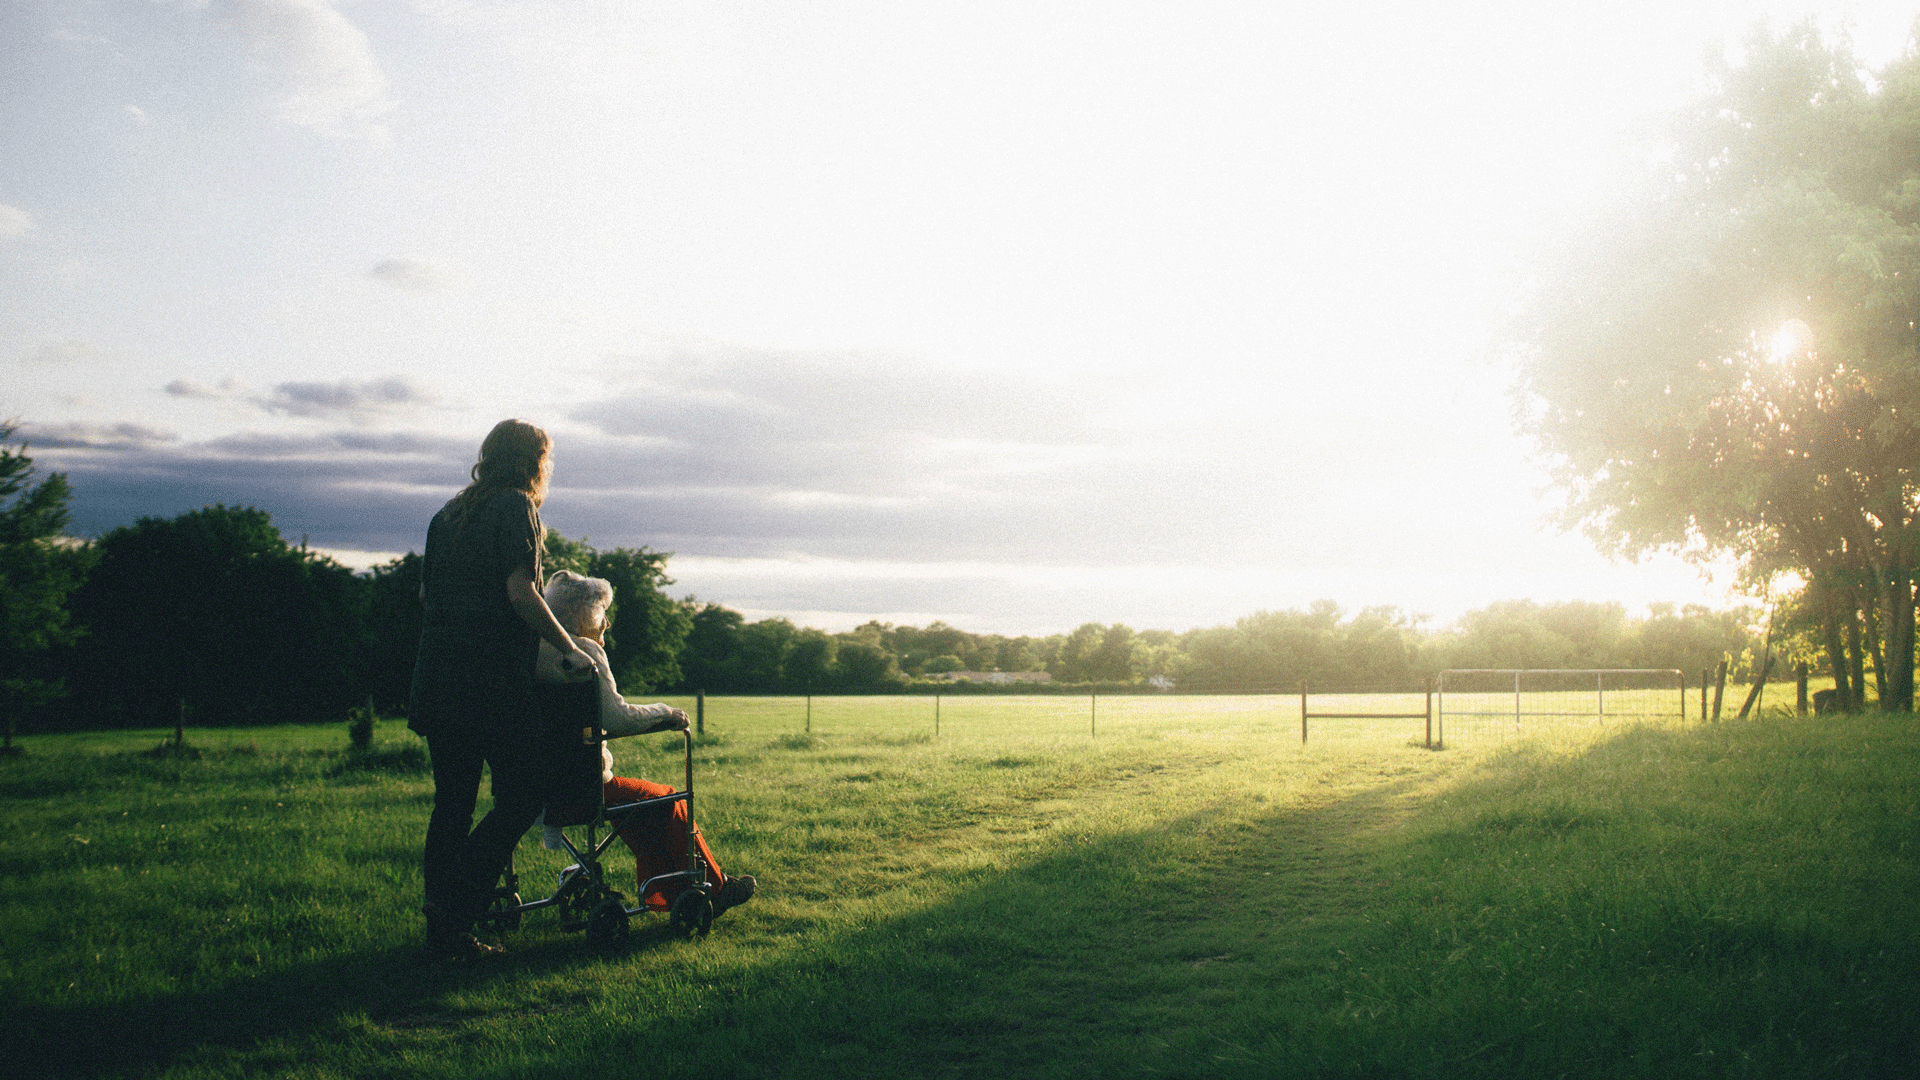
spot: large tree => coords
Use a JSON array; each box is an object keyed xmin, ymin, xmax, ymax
[
  {"xmin": 1510, "ymin": 24, "xmax": 1920, "ymax": 709},
  {"xmin": 66, "ymin": 506, "xmax": 366, "ymax": 726}
]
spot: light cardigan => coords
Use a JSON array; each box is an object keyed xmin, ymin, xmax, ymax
[{"xmin": 532, "ymin": 635, "xmax": 681, "ymax": 850}]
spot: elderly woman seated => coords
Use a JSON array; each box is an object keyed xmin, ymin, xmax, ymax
[{"xmin": 534, "ymin": 570, "xmax": 755, "ymax": 915}]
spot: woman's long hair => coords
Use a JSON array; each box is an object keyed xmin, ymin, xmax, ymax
[{"xmin": 446, "ymin": 419, "xmax": 552, "ymax": 527}]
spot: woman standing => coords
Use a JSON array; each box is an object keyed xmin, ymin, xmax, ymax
[{"xmin": 409, "ymin": 419, "xmax": 594, "ymax": 959}]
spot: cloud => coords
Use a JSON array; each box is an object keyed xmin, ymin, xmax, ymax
[
  {"xmin": 259, "ymin": 377, "xmax": 432, "ymax": 417},
  {"xmin": 165, "ymin": 374, "xmax": 431, "ymax": 418},
  {"xmin": 27, "ymin": 425, "xmax": 472, "ymax": 550},
  {"xmin": 16, "ymin": 422, "xmax": 177, "ymax": 451},
  {"xmin": 217, "ymin": 0, "xmax": 393, "ymax": 139},
  {"xmin": 369, "ymin": 258, "xmax": 458, "ymax": 291},
  {"xmin": 164, "ymin": 377, "xmax": 246, "ymax": 399},
  {"xmin": 24, "ymin": 340, "xmax": 97, "ymax": 364},
  {"xmin": 549, "ymin": 348, "xmax": 1319, "ymax": 566},
  {"xmin": 0, "ymin": 205, "xmax": 34, "ymax": 239}
]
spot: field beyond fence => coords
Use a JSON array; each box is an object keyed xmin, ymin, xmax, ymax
[{"xmin": 1, "ymin": 690, "xmax": 1908, "ymax": 1079}]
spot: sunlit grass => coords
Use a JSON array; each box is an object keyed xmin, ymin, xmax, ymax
[{"xmin": 2, "ymin": 696, "xmax": 1911, "ymax": 1078}]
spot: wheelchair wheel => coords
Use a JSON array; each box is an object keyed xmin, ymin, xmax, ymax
[
  {"xmin": 586, "ymin": 898, "xmax": 629, "ymax": 948},
  {"xmin": 480, "ymin": 890, "xmax": 522, "ymax": 933},
  {"xmin": 669, "ymin": 888, "xmax": 713, "ymax": 938}
]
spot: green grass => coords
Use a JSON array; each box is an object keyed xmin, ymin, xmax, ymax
[{"xmin": 1, "ymin": 697, "xmax": 1912, "ymax": 1078}]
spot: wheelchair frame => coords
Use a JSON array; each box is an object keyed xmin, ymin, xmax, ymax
[{"xmin": 483, "ymin": 720, "xmax": 716, "ymax": 946}]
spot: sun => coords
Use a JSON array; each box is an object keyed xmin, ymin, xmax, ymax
[{"xmin": 1767, "ymin": 318, "xmax": 1812, "ymax": 363}]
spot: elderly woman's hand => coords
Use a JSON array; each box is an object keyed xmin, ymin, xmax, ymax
[
  {"xmin": 638, "ymin": 708, "xmax": 691, "ymax": 735},
  {"xmin": 558, "ymin": 645, "xmax": 597, "ymax": 680}
]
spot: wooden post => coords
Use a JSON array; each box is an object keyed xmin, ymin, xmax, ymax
[
  {"xmin": 1090, "ymin": 689, "xmax": 1096, "ymax": 737},
  {"xmin": 1712, "ymin": 659, "xmax": 1728, "ymax": 721},
  {"xmin": 1736, "ymin": 652, "xmax": 1774, "ymax": 720},
  {"xmin": 696, "ymin": 691, "xmax": 705, "ymax": 736},
  {"xmin": 1701, "ymin": 668, "xmax": 1710, "ymax": 722},
  {"xmin": 176, "ymin": 698, "xmax": 187, "ymax": 750},
  {"xmin": 1300, "ymin": 680, "xmax": 1308, "ymax": 744},
  {"xmin": 806, "ymin": 693, "xmax": 811, "ymax": 733},
  {"xmin": 1425, "ymin": 682, "xmax": 1433, "ymax": 749},
  {"xmin": 1796, "ymin": 663, "xmax": 1809, "ymax": 717},
  {"xmin": 935, "ymin": 693, "xmax": 940, "ymax": 738}
]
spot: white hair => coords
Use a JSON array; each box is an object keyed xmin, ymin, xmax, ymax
[{"xmin": 543, "ymin": 570, "xmax": 613, "ymax": 636}]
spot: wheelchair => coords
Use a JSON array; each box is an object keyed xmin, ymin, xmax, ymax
[{"xmin": 480, "ymin": 679, "xmax": 717, "ymax": 946}]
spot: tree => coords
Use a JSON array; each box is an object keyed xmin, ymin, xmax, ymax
[
  {"xmin": 539, "ymin": 533, "xmax": 691, "ymax": 692},
  {"xmin": 1509, "ymin": 25, "xmax": 1920, "ymax": 709},
  {"xmin": 832, "ymin": 639, "xmax": 906, "ymax": 691},
  {"xmin": 587, "ymin": 546, "xmax": 691, "ymax": 693},
  {"xmin": 66, "ymin": 506, "xmax": 365, "ymax": 726},
  {"xmin": 0, "ymin": 426, "xmax": 96, "ymax": 749},
  {"xmin": 361, "ymin": 552, "xmax": 422, "ymax": 713},
  {"xmin": 677, "ymin": 601, "xmax": 747, "ymax": 692},
  {"xmin": 784, "ymin": 628, "xmax": 835, "ymax": 691}
]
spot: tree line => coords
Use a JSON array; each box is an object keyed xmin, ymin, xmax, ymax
[{"xmin": 5, "ymin": 429, "xmax": 1820, "ymax": 736}]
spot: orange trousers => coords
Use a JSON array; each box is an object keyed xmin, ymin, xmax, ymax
[{"xmin": 602, "ymin": 776, "xmax": 726, "ymax": 910}]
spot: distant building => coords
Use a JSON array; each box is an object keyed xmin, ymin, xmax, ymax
[{"xmin": 927, "ymin": 670, "xmax": 1053, "ymax": 684}]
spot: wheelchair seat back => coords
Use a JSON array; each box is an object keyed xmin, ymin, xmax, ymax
[{"xmin": 536, "ymin": 678, "xmax": 603, "ymax": 826}]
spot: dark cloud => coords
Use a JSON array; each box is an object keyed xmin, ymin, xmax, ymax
[
  {"xmin": 28, "ymin": 352, "xmax": 1324, "ymax": 572},
  {"xmin": 31, "ymin": 426, "xmax": 466, "ymax": 550}
]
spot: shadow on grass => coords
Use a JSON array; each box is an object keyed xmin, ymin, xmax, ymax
[
  {"xmin": 5, "ymin": 771, "xmax": 1427, "ymax": 1079},
  {"xmin": 13, "ymin": 725, "xmax": 1918, "ymax": 1079}
]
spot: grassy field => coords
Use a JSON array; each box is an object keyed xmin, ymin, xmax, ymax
[{"xmin": 1, "ymin": 694, "xmax": 1913, "ymax": 1078}]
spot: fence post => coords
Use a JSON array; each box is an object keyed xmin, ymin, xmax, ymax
[
  {"xmin": 1299, "ymin": 680, "xmax": 1308, "ymax": 744},
  {"xmin": 806, "ymin": 693, "xmax": 811, "ymax": 733},
  {"xmin": 1712, "ymin": 659, "xmax": 1728, "ymax": 720},
  {"xmin": 1425, "ymin": 681, "xmax": 1433, "ymax": 749},
  {"xmin": 1090, "ymin": 689, "xmax": 1096, "ymax": 738},
  {"xmin": 935, "ymin": 693, "xmax": 940, "ymax": 738},
  {"xmin": 696, "ymin": 691, "xmax": 705, "ymax": 736},
  {"xmin": 1701, "ymin": 669, "xmax": 1709, "ymax": 722},
  {"xmin": 1736, "ymin": 652, "xmax": 1774, "ymax": 720},
  {"xmin": 1796, "ymin": 663, "xmax": 1809, "ymax": 717}
]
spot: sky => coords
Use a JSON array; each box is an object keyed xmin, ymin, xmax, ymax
[{"xmin": 3, "ymin": 0, "xmax": 1916, "ymax": 636}]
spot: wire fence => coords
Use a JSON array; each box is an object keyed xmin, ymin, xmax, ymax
[{"xmin": 670, "ymin": 669, "xmax": 1701, "ymax": 754}]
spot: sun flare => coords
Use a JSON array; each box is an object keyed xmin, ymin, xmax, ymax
[{"xmin": 1768, "ymin": 318, "xmax": 1812, "ymax": 363}]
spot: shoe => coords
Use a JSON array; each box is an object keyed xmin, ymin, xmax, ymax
[
  {"xmin": 426, "ymin": 930, "xmax": 503, "ymax": 961},
  {"xmin": 422, "ymin": 901, "xmax": 502, "ymax": 960},
  {"xmin": 713, "ymin": 874, "xmax": 756, "ymax": 915}
]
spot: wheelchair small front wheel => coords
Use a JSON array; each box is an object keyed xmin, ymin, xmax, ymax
[
  {"xmin": 669, "ymin": 888, "xmax": 713, "ymax": 938},
  {"xmin": 586, "ymin": 898, "xmax": 629, "ymax": 948},
  {"xmin": 480, "ymin": 891, "xmax": 522, "ymax": 932}
]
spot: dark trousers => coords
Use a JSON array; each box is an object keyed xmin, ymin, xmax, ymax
[{"xmin": 423, "ymin": 703, "xmax": 551, "ymax": 924}]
